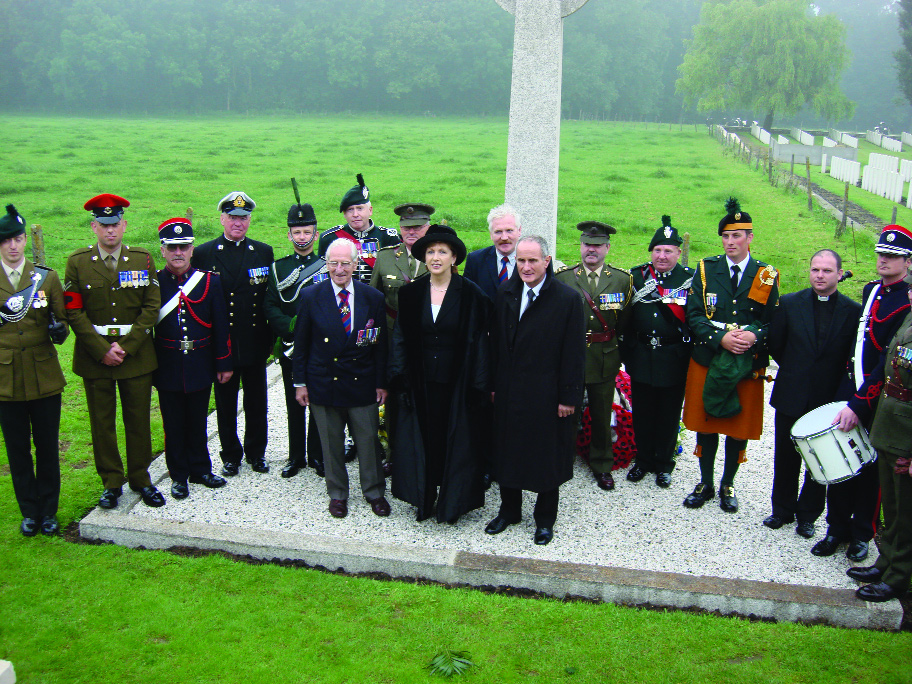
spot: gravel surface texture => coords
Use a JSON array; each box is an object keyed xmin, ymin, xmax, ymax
[{"xmin": 133, "ymin": 363, "xmax": 868, "ymax": 591}]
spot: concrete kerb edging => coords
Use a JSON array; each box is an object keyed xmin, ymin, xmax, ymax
[{"xmin": 79, "ymin": 505, "xmax": 903, "ymax": 631}]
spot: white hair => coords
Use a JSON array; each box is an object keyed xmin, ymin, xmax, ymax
[
  {"xmin": 487, "ymin": 203, "xmax": 522, "ymax": 231},
  {"xmin": 327, "ymin": 238, "xmax": 358, "ymax": 262}
]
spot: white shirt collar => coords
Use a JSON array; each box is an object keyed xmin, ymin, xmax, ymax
[{"xmin": 725, "ymin": 254, "xmax": 750, "ymax": 273}]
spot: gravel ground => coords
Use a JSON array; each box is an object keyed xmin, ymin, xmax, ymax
[{"xmin": 132, "ymin": 362, "xmax": 866, "ymax": 591}]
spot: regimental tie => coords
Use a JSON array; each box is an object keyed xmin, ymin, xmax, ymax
[
  {"xmin": 588, "ymin": 271, "xmax": 598, "ymax": 296},
  {"xmin": 8, "ymin": 269, "xmax": 19, "ymax": 290},
  {"xmin": 730, "ymin": 264, "xmax": 740, "ymax": 294},
  {"xmin": 106, "ymin": 255, "xmax": 117, "ymax": 272},
  {"xmin": 338, "ymin": 288, "xmax": 351, "ymax": 335},
  {"xmin": 499, "ymin": 256, "xmax": 509, "ymax": 283}
]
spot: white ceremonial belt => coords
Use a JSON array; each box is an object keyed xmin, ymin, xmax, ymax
[
  {"xmin": 710, "ymin": 320, "xmax": 728, "ymax": 330},
  {"xmin": 93, "ymin": 324, "xmax": 133, "ymax": 337}
]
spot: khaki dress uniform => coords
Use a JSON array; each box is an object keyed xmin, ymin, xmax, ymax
[
  {"xmin": 554, "ymin": 262, "xmax": 632, "ymax": 474},
  {"xmin": 64, "ymin": 244, "xmax": 160, "ymax": 489},
  {"xmin": 370, "ymin": 244, "xmax": 428, "ymax": 332}
]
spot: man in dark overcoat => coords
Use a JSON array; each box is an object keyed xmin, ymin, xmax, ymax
[
  {"xmin": 0, "ymin": 204, "xmax": 69, "ymax": 536},
  {"xmin": 620, "ymin": 216, "xmax": 693, "ymax": 488},
  {"xmin": 65, "ymin": 193, "xmax": 164, "ymax": 509},
  {"xmin": 486, "ymin": 235, "xmax": 585, "ymax": 545},
  {"xmin": 293, "ymin": 238, "xmax": 390, "ymax": 519},
  {"xmin": 765, "ymin": 249, "xmax": 860, "ymax": 540},
  {"xmin": 191, "ymin": 191, "xmax": 274, "ymax": 476},
  {"xmin": 153, "ymin": 217, "xmax": 233, "ymax": 500}
]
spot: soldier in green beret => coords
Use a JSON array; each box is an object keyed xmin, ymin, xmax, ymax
[
  {"xmin": 620, "ymin": 215, "xmax": 694, "ymax": 488},
  {"xmin": 0, "ymin": 204, "xmax": 69, "ymax": 536},
  {"xmin": 555, "ymin": 221, "xmax": 633, "ymax": 491}
]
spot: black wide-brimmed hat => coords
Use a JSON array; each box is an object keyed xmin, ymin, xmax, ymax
[{"xmin": 411, "ymin": 224, "xmax": 467, "ymax": 266}]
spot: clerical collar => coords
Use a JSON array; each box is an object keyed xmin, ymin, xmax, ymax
[{"xmin": 817, "ymin": 295, "xmax": 829, "ymax": 301}]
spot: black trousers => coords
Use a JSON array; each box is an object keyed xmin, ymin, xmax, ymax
[
  {"xmin": 0, "ymin": 395, "xmax": 61, "ymax": 520},
  {"xmin": 499, "ymin": 486, "xmax": 559, "ymax": 528},
  {"xmin": 159, "ymin": 386, "xmax": 212, "ymax": 483},
  {"xmin": 214, "ymin": 361, "xmax": 268, "ymax": 464},
  {"xmin": 279, "ymin": 357, "xmax": 321, "ymax": 467},
  {"xmin": 825, "ymin": 459, "xmax": 880, "ymax": 542},
  {"xmin": 771, "ymin": 412, "xmax": 825, "ymax": 523},
  {"xmin": 630, "ymin": 379, "xmax": 685, "ymax": 474}
]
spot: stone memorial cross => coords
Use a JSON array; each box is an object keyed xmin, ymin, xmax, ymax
[{"xmin": 495, "ymin": 0, "xmax": 590, "ymax": 247}]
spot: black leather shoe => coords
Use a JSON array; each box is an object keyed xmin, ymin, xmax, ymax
[
  {"xmin": 132, "ymin": 485, "xmax": 166, "ymax": 508},
  {"xmin": 626, "ymin": 464, "xmax": 647, "ymax": 482},
  {"xmin": 382, "ymin": 460, "xmax": 393, "ymax": 477},
  {"xmin": 856, "ymin": 581, "xmax": 903, "ymax": 602},
  {"xmin": 98, "ymin": 487, "xmax": 122, "ymax": 509},
  {"xmin": 846, "ymin": 539, "xmax": 869, "ymax": 562},
  {"xmin": 221, "ymin": 462, "xmax": 241, "ymax": 477},
  {"xmin": 846, "ymin": 565, "xmax": 883, "ymax": 583},
  {"xmin": 40, "ymin": 516, "xmax": 59, "ymax": 535},
  {"xmin": 171, "ymin": 481, "xmax": 189, "ymax": 499},
  {"xmin": 594, "ymin": 472, "xmax": 615, "ymax": 491},
  {"xmin": 795, "ymin": 521, "xmax": 816, "ymax": 539},
  {"xmin": 534, "ymin": 527, "xmax": 554, "ymax": 545},
  {"xmin": 281, "ymin": 463, "xmax": 301, "ymax": 478},
  {"xmin": 655, "ymin": 472, "xmax": 672, "ymax": 488},
  {"xmin": 683, "ymin": 483, "xmax": 715, "ymax": 508},
  {"xmin": 485, "ymin": 515, "xmax": 520, "ymax": 535},
  {"xmin": 763, "ymin": 514, "xmax": 793, "ymax": 529},
  {"xmin": 719, "ymin": 485, "xmax": 738, "ymax": 512},
  {"xmin": 811, "ymin": 535, "xmax": 844, "ymax": 556},
  {"xmin": 249, "ymin": 459, "xmax": 269, "ymax": 474},
  {"xmin": 313, "ymin": 461, "xmax": 325, "ymax": 478},
  {"xmin": 189, "ymin": 473, "xmax": 227, "ymax": 488},
  {"xmin": 20, "ymin": 517, "xmax": 38, "ymax": 537}
]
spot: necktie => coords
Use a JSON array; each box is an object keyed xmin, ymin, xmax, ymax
[
  {"xmin": 106, "ymin": 255, "xmax": 117, "ymax": 272},
  {"xmin": 588, "ymin": 271, "xmax": 598, "ymax": 296},
  {"xmin": 408, "ymin": 254, "xmax": 415, "ymax": 277},
  {"xmin": 521, "ymin": 289, "xmax": 535, "ymax": 318},
  {"xmin": 338, "ymin": 288, "xmax": 351, "ymax": 335},
  {"xmin": 498, "ymin": 257, "xmax": 509, "ymax": 283},
  {"xmin": 8, "ymin": 269, "xmax": 19, "ymax": 289},
  {"xmin": 730, "ymin": 264, "xmax": 740, "ymax": 294}
]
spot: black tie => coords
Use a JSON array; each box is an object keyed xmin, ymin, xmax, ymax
[
  {"xmin": 730, "ymin": 265, "xmax": 740, "ymax": 294},
  {"xmin": 521, "ymin": 289, "xmax": 535, "ymax": 319}
]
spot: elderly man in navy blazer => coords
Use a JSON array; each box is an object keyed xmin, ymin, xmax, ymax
[
  {"xmin": 463, "ymin": 204, "xmax": 522, "ymax": 300},
  {"xmin": 293, "ymin": 238, "xmax": 390, "ymax": 519}
]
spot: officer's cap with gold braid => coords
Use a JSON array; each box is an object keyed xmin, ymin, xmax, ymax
[
  {"xmin": 0, "ymin": 204, "xmax": 26, "ymax": 240},
  {"xmin": 218, "ymin": 191, "xmax": 256, "ymax": 216},
  {"xmin": 84, "ymin": 194, "xmax": 130, "ymax": 225},
  {"xmin": 648, "ymin": 214, "xmax": 683, "ymax": 251},
  {"xmin": 717, "ymin": 197, "xmax": 752, "ymax": 235},
  {"xmin": 874, "ymin": 224, "xmax": 912, "ymax": 257},
  {"xmin": 340, "ymin": 173, "xmax": 370, "ymax": 212}
]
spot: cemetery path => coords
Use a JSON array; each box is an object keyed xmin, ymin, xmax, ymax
[{"xmin": 808, "ymin": 181, "xmax": 885, "ymax": 228}]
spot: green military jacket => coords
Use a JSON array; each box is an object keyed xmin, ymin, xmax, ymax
[
  {"xmin": 369, "ymin": 244, "xmax": 428, "ymax": 331},
  {"xmin": 64, "ymin": 243, "xmax": 160, "ymax": 379},
  {"xmin": 620, "ymin": 262, "xmax": 694, "ymax": 387},
  {"xmin": 0, "ymin": 260, "xmax": 67, "ymax": 401},
  {"xmin": 870, "ymin": 311, "xmax": 912, "ymax": 456},
  {"xmin": 554, "ymin": 262, "xmax": 633, "ymax": 382},
  {"xmin": 264, "ymin": 251, "xmax": 327, "ymax": 348},
  {"xmin": 686, "ymin": 254, "xmax": 779, "ymax": 370}
]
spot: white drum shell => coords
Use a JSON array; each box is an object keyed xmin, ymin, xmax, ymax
[{"xmin": 790, "ymin": 402, "xmax": 877, "ymax": 485}]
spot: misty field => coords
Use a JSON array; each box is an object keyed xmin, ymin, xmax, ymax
[{"xmin": 1, "ymin": 114, "xmax": 909, "ymax": 683}]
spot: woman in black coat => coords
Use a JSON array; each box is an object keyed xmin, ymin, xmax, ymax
[{"xmin": 389, "ymin": 225, "xmax": 492, "ymax": 523}]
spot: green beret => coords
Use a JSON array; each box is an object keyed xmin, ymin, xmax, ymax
[
  {"xmin": 648, "ymin": 215, "xmax": 683, "ymax": 251},
  {"xmin": 0, "ymin": 204, "xmax": 26, "ymax": 240}
]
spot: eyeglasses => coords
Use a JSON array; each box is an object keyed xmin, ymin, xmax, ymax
[{"xmin": 327, "ymin": 261, "xmax": 354, "ymax": 269}]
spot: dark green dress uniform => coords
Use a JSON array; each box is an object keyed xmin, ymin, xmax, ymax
[
  {"xmin": 264, "ymin": 250, "xmax": 328, "ymax": 471},
  {"xmin": 370, "ymin": 244, "xmax": 428, "ymax": 331},
  {"xmin": 554, "ymin": 261, "xmax": 632, "ymax": 475},
  {"xmin": 0, "ymin": 246, "xmax": 68, "ymax": 530},
  {"xmin": 866, "ymin": 309, "xmax": 912, "ymax": 600},
  {"xmin": 318, "ymin": 220, "xmax": 400, "ymax": 284},
  {"xmin": 64, "ymin": 243, "xmax": 160, "ymax": 491},
  {"xmin": 620, "ymin": 261, "xmax": 694, "ymax": 475}
]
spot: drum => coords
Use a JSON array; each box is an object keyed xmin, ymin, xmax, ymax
[{"xmin": 790, "ymin": 402, "xmax": 877, "ymax": 485}]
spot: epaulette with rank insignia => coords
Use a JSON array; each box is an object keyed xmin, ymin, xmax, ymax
[
  {"xmin": 555, "ymin": 263, "xmax": 579, "ymax": 274},
  {"xmin": 377, "ymin": 244, "xmax": 399, "ymax": 252},
  {"xmin": 605, "ymin": 263, "xmax": 631, "ymax": 275}
]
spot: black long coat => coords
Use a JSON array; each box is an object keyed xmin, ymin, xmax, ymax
[
  {"xmin": 491, "ymin": 269, "xmax": 586, "ymax": 493},
  {"xmin": 389, "ymin": 274, "xmax": 492, "ymax": 522}
]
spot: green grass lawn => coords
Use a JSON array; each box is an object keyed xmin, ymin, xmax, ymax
[{"xmin": 1, "ymin": 114, "xmax": 909, "ymax": 683}]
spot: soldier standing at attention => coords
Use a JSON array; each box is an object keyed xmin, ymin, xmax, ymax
[
  {"xmin": 264, "ymin": 183, "xmax": 329, "ymax": 478},
  {"xmin": 191, "ymin": 192, "xmax": 275, "ymax": 477},
  {"xmin": 682, "ymin": 198, "xmax": 779, "ymax": 514},
  {"xmin": 64, "ymin": 194, "xmax": 164, "ymax": 509},
  {"xmin": 621, "ymin": 216, "xmax": 694, "ymax": 488},
  {"xmin": 370, "ymin": 202, "xmax": 431, "ymax": 475},
  {"xmin": 153, "ymin": 217, "xmax": 232, "ymax": 500},
  {"xmin": 554, "ymin": 221, "xmax": 632, "ymax": 491}
]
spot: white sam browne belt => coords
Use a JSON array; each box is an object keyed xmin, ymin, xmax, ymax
[{"xmin": 93, "ymin": 324, "xmax": 133, "ymax": 337}]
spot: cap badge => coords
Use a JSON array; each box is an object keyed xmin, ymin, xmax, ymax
[
  {"xmin": 362, "ymin": 187, "xmax": 369, "ymax": 199},
  {"xmin": 174, "ymin": 226, "xmax": 182, "ymax": 234},
  {"xmin": 887, "ymin": 233, "xmax": 896, "ymax": 242},
  {"xmin": 664, "ymin": 227, "xmax": 672, "ymax": 238},
  {"xmin": 233, "ymin": 195, "xmax": 245, "ymax": 207},
  {"xmin": 297, "ymin": 210, "xmax": 303, "ymax": 218},
  {"xmin": 103, "ymin": 207, "xmax": 113, "ymax": 215},
  {"xmin": 734, "ymin": 212, "xmax": 741, "ymax": 220},
  {"xmin": 16, "ymin": 216, "xmax": 23, "ymax": 225},
  {"xmin": 406, "ymin": 206, "xmax": 414, "ymax": 216}
]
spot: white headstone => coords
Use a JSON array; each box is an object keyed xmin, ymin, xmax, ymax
[{"xmin": 495, "ymin": 0, "xmax": 590, "ymax": 247}]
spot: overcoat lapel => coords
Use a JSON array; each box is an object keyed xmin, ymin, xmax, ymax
[
  {"xmin": 795, "ymin": 289, "xmax": 816, "ymax": 350},
  {"xmin": 436, "ymin": 275, "xmax": 461, "ymax": 323}
]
